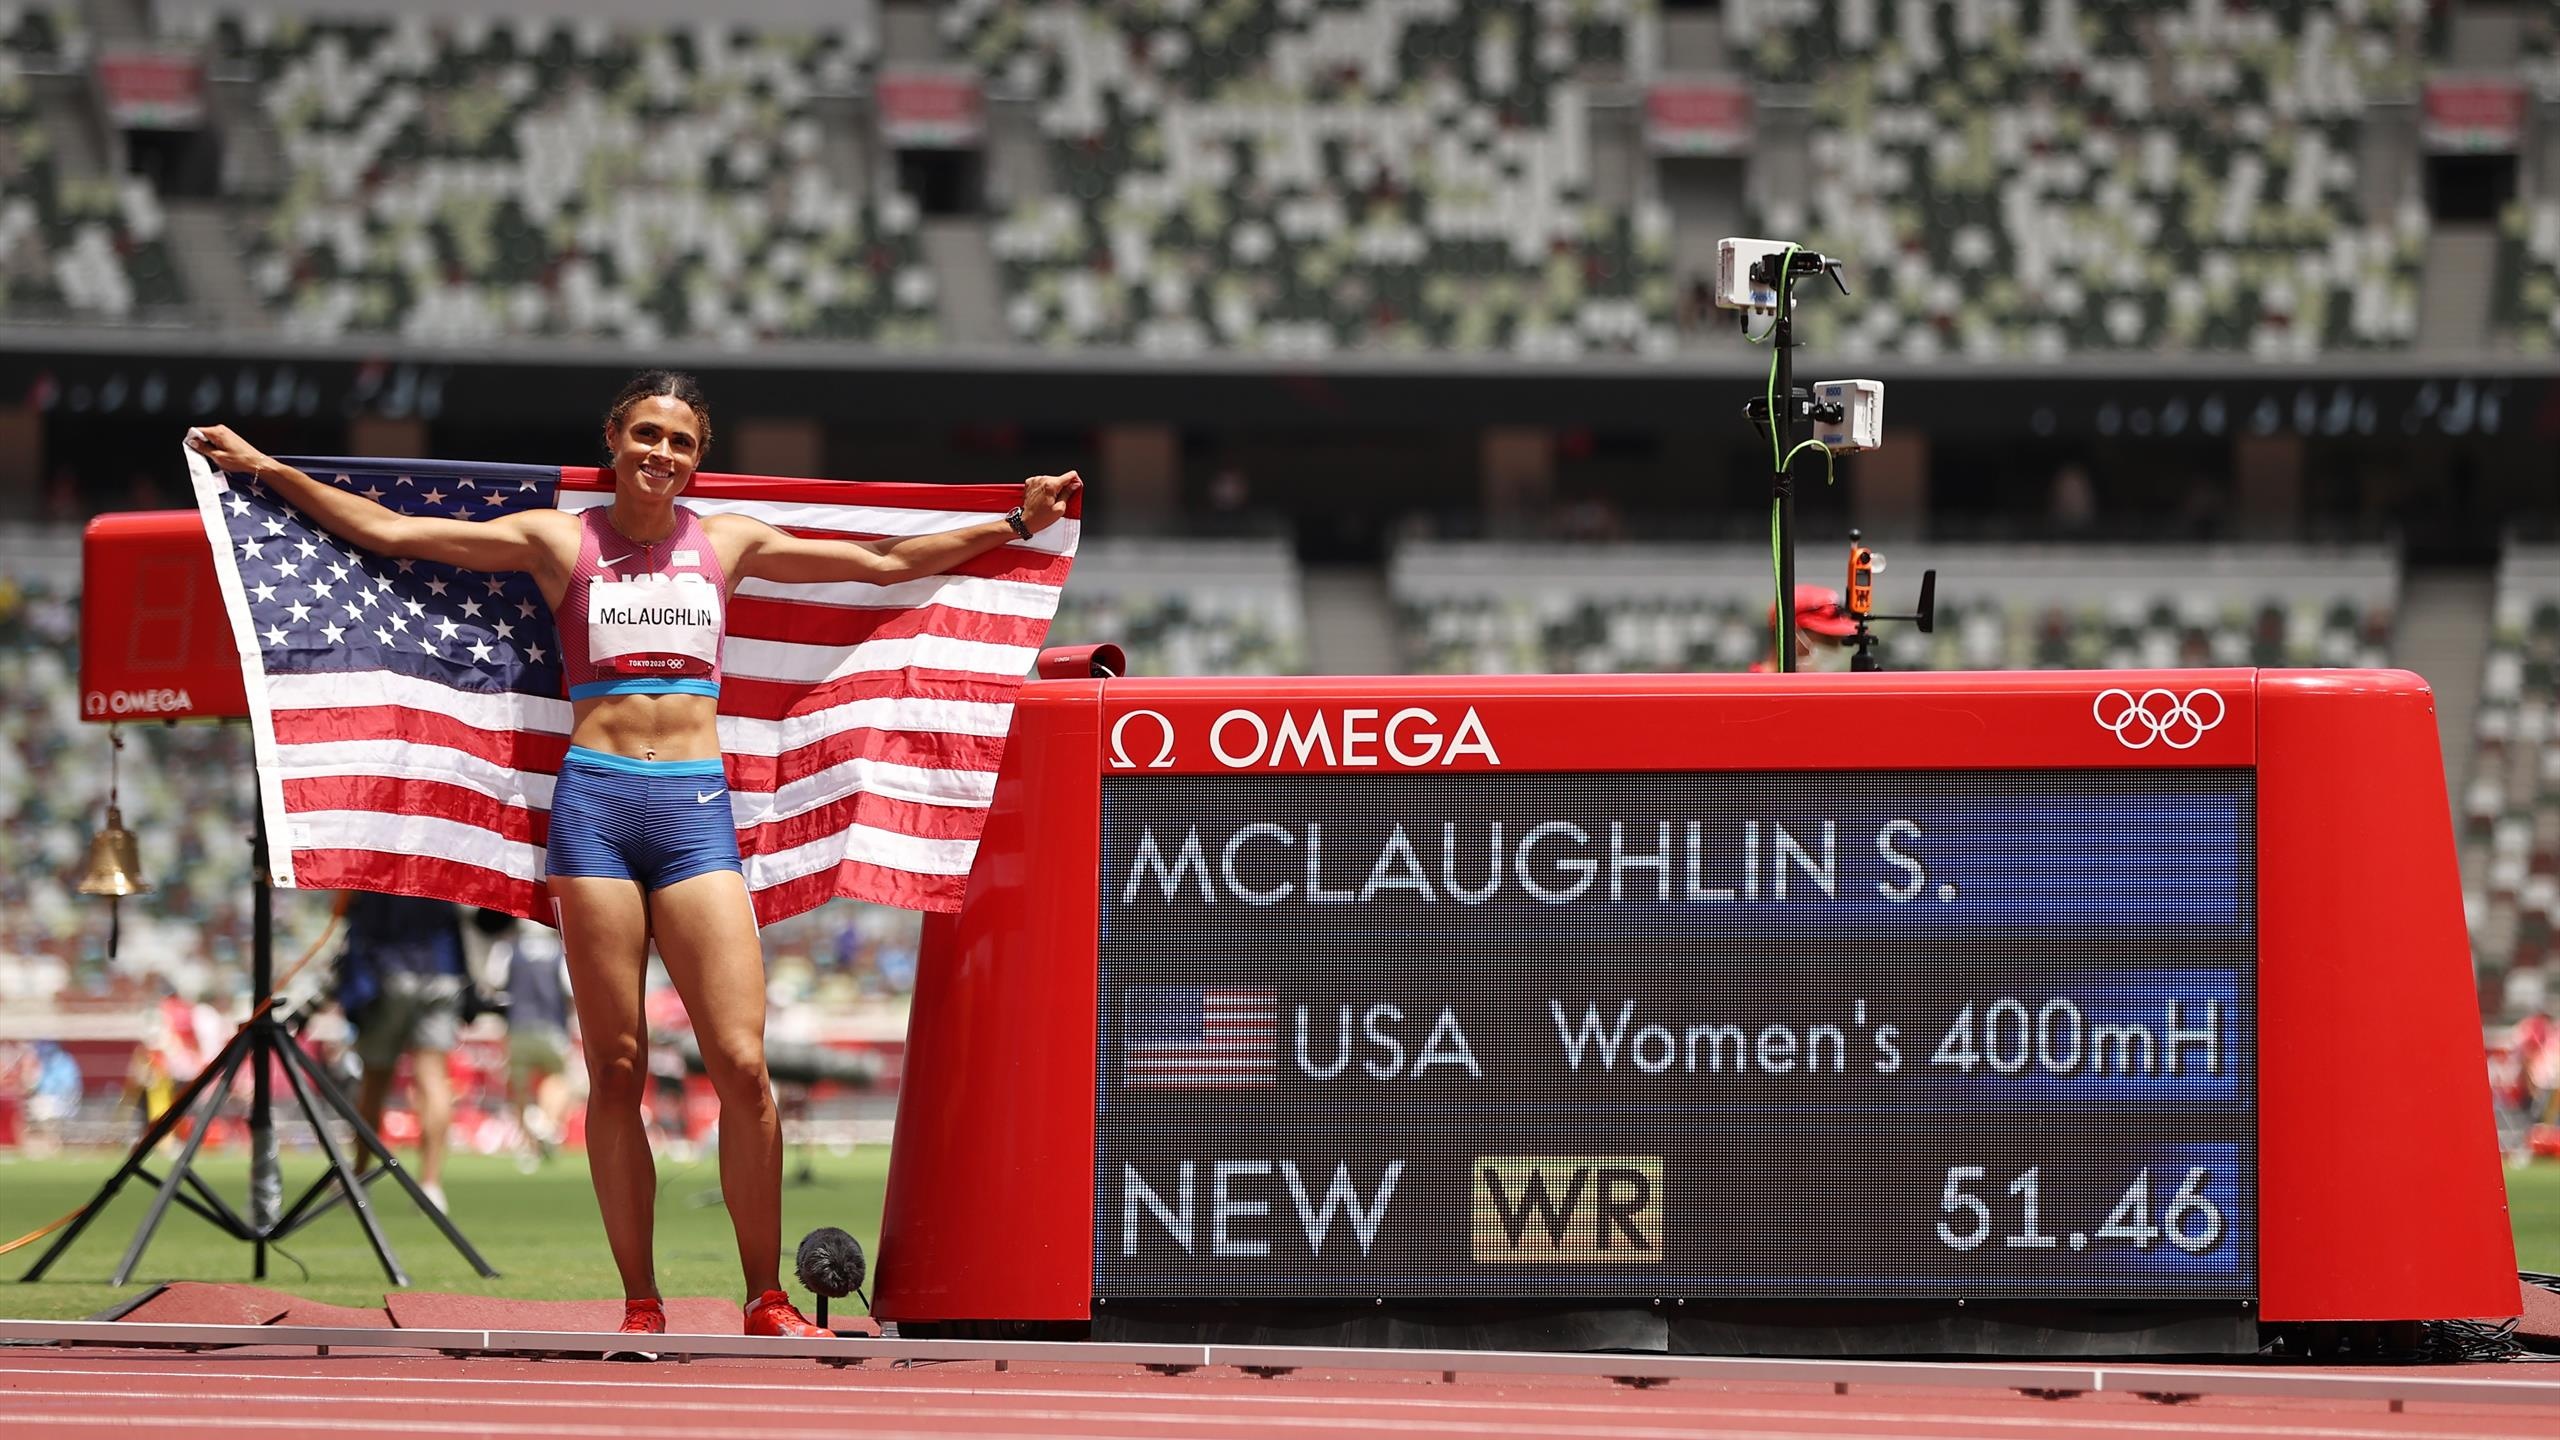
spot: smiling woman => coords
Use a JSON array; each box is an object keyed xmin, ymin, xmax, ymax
[{"xmin": 181, "ymin": 369, "xmax": 1081, "ymax": 1354}]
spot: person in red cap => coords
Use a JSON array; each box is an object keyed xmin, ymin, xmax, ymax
[{"xmin": 1751, "ymin": 584, "xmax": 1858, "ymax": 672}]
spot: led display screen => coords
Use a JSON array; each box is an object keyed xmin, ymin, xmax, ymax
[{"xmin": 1094, "ymin": 771, "xmax": 2256, "ymax": 1300}]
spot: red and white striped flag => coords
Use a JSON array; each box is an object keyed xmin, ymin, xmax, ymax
[{"xmin": 186, "ymin": 449, "xmax": 1079, "ymax": 921}]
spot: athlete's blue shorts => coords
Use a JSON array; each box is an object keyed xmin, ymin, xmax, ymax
[{"xmin": 545, "ymin": 746, "xmax": 743, "ymax": 891}]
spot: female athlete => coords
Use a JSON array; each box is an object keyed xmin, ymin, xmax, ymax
[{"xmin": 187, "ymin": 371, "xmax": 1080, "ymax": 1349}]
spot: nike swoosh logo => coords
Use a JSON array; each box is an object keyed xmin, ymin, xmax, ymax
[
  {"xmin": 599, "ymin": 553, "xmax": 631, "ymax": 568},
  {"xmin": 696, "ymin": 790, "xmax": 722, "ymax": 804}
]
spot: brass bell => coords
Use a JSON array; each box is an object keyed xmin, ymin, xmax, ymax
[{"xmin": 78, "ymin": 804, "xmax": 150, "ymax": 898}]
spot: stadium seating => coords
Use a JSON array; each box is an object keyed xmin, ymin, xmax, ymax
[
  {"xmin": 1, "ymin": 5, "xmax": 189, "ymax": 321},
  {"xmin": 2494, "ymin": 197, "xmax": 2560, "ymax": 353},
  {"xmin": 965, "ymin": 0, "xmax": 1682, "ymax": 357},
  {"xmin": 1047, "ymin": 537, "xmax": 1309, "ymax": 675},
  {"xmin": 2465, "ymin": 547, "xmax": 2560, "ymax": 1018},
  {"xmin": 2485, "ymin": 0, "xmax": 2560, "ymax": 348},
  {"xmin": 1392, "ymin": 541, "xmax": 2396, "ymax": 674},
  {"xmin": 179, "ymin": 10, "xmax": 935, "ymax": 345},
  {"xmin": 1732, "ymin": 0, "xmax": 2428, "ymax": 357},
  {"xmin": 3, "ymin": 0, "xmax": 2544, "ymax": 357},
  {"xmin": 2527, "ymin": 4, "xmax": 2560, "ymax": 92},
  {"xmin": 7, "ymin": 0, "xmax": 2525, "ymax": 358}
]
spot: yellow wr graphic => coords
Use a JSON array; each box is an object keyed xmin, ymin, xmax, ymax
[{"xmin": 1471, "ymin": 1156, "xmax": 1664, "ymax": 1264}]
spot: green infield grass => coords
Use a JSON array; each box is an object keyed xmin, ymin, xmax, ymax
[
  {"xmin": 0, "ymin": 1146, "xmax": 888, "ymax": 1323},
  {"xmin": 2512, "ymin": 1159, "xmax": 2560, "ymax": 1277},
  {"xmin": 3, "ymin": 1149, "xmax": 2557, "ymax": 1324}
]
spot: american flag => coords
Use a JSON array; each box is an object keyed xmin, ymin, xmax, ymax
[
  {"xmin": 1122, "ymin": 987, "xmax": 1281, "ymax": 1088},
  {"xmin": 185, "ymin": 449, "xmax": 1079, "ymax": 922}
]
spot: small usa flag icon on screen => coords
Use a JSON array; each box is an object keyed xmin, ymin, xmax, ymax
[{"xmin": 1123, "ymin": 987, "xmax": 1279, "ymax": 1088}]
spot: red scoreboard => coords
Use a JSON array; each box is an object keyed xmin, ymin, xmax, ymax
[
  {"xmin": 876, "ymin": 669, "xmax": 2518, "ymax": 1353},
  {"xmin": 78, "ymin": 510, "xmax": 248, "ymax": 723}
]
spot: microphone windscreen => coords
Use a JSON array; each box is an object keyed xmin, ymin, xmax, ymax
[{"xmin": 795, "ymin": 1226, "xmax": 865, "ymax": 1298}]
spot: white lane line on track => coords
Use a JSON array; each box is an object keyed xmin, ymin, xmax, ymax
[
  {"xmin": 0, "ymin": 1410, "xmax": 2077, "ymax": 1440},
  {"xmin": 0, "ymin": 1391, "xmax": 1900, "ymax": 1440},
  {"xmin": 0, "ymin": 1418, "xmax": 1136, "ymax": 1440},
  {"xmin": 0, "ymin": 1382, "xmax": 2543, "ymax": 1440},
  {"xmin": 13, "ymin": 1360, "xmax": 2557, "ymax": 1423}
]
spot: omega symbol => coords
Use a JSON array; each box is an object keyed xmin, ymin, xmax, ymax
[{"xmin": 1108, "ymin": 709, "xmax": 1176, "ymax": 769}]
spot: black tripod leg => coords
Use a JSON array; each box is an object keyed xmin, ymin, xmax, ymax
[
  {"xmin": 112, "ymin": 1042, "xmax": 252, "ymax": 1286},
  {"xmin": 272, "ymin": 1160, "xmax": 358, "ymax": 1234},
  {"xmin": 272, "ymin": 1026, "xmax": 408, "ymax": 1287},
  {"xmin": 278, "ymin": 1030, "xmax": 499, "ymax": 1278},
  {"xmin": 18, "ymin": 1038, "xmax": 245, "ymax": 1281}
]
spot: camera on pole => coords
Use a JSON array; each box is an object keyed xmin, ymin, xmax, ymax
[{"xmin": 1714, "ymin": 238, "xmax": 1893, "ymax": 673}]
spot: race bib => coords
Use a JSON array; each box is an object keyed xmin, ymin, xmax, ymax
[{"xmin": 588, "ymin": 573, "xmax": 721, "ymax": 676}]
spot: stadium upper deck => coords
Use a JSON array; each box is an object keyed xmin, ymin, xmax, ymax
[{"xmin": 0, "ymin": 0, "xmax": 2553, "ymax": 362}]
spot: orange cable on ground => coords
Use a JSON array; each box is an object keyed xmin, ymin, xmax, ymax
[{"xmin": 0, "ymin": 903, "xmax": 347, "ymax": 1258}]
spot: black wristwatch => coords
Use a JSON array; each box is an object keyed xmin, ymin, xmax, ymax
[{"xmin": 1005, "ymin": 505, "xmax": 1032, "ymax": 540}]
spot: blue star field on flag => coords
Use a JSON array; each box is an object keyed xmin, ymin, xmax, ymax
[{"xmin": 211, "ymin": 457, "xmax": 568, "ymax": 701}]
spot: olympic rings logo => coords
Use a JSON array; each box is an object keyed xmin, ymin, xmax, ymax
[{"xmin": 2092, "ymin": 687, "xmax": 2225, "ymax": 750}]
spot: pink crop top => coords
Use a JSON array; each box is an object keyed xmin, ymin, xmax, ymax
[{"xmin": 556, "ymin": 505, "xmax": 728, "ymax": 700}]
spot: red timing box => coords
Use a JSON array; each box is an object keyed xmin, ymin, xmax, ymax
[
  {"xmin": 877, "ymin": 668, "xmax": 2518, "ymax": 1338},
  {"xmin": 80, "ymin": 510, "xmax": 248, "ymax": 723}
]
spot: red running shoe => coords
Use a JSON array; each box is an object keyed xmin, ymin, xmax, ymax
[
  {"xmin": 604, "ymin": 1297, "xmax": 664, "ymax": 1362},
  {"xmin": 744, "ymin": 1289, "xmax": 834, "ymax": 1339}
]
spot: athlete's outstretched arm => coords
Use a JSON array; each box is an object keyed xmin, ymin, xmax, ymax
[
  {"xmin": 186, "ymin": 424, "xmax": 569, "ymax": 574},
  {"xmin": 729, "ymin": 470, "xmax": 1081, "ymax": 586}
]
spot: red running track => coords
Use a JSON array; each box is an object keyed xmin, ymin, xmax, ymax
[{"xmin": 3, "ymin": 1349, "xmax": 2558, "ymax": 1440}]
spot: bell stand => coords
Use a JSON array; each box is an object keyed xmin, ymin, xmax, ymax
[{"xmin": 23, "ymin": 724, "xmax": 497, "ymax": 1288}]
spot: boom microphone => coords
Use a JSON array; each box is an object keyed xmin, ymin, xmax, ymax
[{"xmin": 794, "ymin": 1226, "xmax": 867, "ymax": 1328}]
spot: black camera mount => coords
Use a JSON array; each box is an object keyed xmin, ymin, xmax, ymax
[{"xmin": 1742, "ymin": 248, "xmax": 1851, "ymax": 674}]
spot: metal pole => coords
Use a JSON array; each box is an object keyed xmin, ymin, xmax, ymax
[
  {"xmin": 248, "ymin": 804, "xmax": 279, "ymax": 1266},
  {"xmin": 1771, "ymin": 275, "xmax": 1797, "ymax": 675}
]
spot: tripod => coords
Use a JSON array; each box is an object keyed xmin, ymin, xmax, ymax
[{"xmin": 22, "ymin": 803, "xmax": 496, "ymax": 1287}]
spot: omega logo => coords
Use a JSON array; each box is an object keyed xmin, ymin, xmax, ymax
[
  {"xmin": 84, "ymin": 688, "xmax": 196, "ymax": 717},
  {"xmin": 1108, "ymin": 706, "xmax": 1502, "ymax": 770},
  {"xmin": 1108, "ymin": 709, "xmax": 1177, "ymax": 769}
]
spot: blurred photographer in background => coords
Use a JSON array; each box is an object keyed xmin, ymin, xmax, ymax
[{"xmin": 337, "ymin": 892, "xmax": 470, "ymax": 1213}]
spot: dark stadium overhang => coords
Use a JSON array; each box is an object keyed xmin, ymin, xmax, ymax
[{"xmin": 2, "ymin": 326, "xmax": 2556, "ymax": 444}]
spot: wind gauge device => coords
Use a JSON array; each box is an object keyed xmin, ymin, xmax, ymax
[{"xmin": 1843, "ymin": 528, "xmax": 1937, "ymax": 672}]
